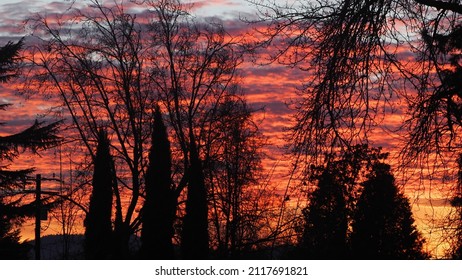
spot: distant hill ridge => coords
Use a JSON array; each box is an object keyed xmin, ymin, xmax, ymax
[{"xmin": 24, "ymin": 234, "xmax": 84, "ymax": 260}]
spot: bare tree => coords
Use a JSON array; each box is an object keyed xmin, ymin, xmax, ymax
[
  {"xmin": 25, "ymin": 0, "xmax": 154, "ymax": 258},
  {"xmin": 246, "ymin": 0, "xmax": 462, "ymax": 174},
  {"xmin": 203, "ymin": 95, "xmax": 267, "ymax": 258},
  {"xmin": 145, "ymin": 0, "xmax": 245, "ymax": 259},
  {"xmin": 446, "ymin": 153, "xmax": 462, "ymax": 258},
  {"xmin": 403, "ymin": 21, "xmax": 462, "ymax": 161},
  {"xmin": 25, "ymin": 0, "xmax": 249, "ymax": 259}
]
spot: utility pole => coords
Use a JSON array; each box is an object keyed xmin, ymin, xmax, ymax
[
  {"xmin": 35, "ymin": 174, "xmax": 41, "ymax": 260},
  {"xmin": 22, "ymin": 174, "xmax": 67, "ymax": 260}
]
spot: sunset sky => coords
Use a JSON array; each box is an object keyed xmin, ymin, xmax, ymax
[
  {"xmin": 0, "ymin": 0, "xmax": 456, "ymax": 258},
  {"xmin": 0, "ymin": 0, "xmax": 302, "ymax": 186}
]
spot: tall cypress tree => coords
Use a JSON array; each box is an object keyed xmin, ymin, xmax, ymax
[
  {"xmin": 141, "ymin": 106, "xmax": 176, "ymax": 259},
  {"xmin": 351, "ymin": 163, "xmax": 428, "ymax": 259},
  {"xmin": 84, "ymin": 129, "xmax": 114, "ymax": 259},
  {"xmin": 181, "ymin": 130, "xmax": 209, "ymax": 259}
]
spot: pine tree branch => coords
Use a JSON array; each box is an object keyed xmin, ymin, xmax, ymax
[
  {"xmin": 0, "ymin": 120, "xmax": 62, "ymax": 161},
  {"xmin": 0, "ymin": 39, "xmax": 23, "ymax": 82},
  {"xmin": 0, "ymin": 168, "xmax": 35, "ymax": 191}
]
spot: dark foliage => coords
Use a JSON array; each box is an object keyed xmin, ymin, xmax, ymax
[
  {"xmin": 297, "ymin": 152, "xmax": 428, "ymax": 259},
  {"xmin": 84, "ymin": 129, "xmax": 115, "ymax": 259},
  {"xmin": 0, "ymin": 203, "xmax": 31, "ymax": 259},
  {"xmin": 1, "ymin": 40, "xmax": 60, "ymax": 259},
  {"xmin": 141, "ymin": 106, "xmax": 176, "ymax": 259},
  {"xmin": 0, "ymin": 39, "xmax": 23, "ymax": 83},
  {"xmin": 0, "ymin": 119, "xmax": 62, "ymax": 163},
  {"xmin": 181, "ymin": 131, "xmax": 209, "ymax": 259},
  {"xmin": 299, "ymin": 168, "xmax": 348, "ymax": 259},
  {"xmin": 351, "ymin": 163, "xmax": 428, "ymax": 259}
]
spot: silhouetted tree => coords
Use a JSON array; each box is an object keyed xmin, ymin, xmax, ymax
[
  {"xmin": 181, "ymin": 130, "xmax": 209, "ymax": 259},
  {"xmin": 0, "ymin": 203, "xmax": 30, "ymax": 259},
  {"xmin": 351, "ymin": 162, "xmax": 428, "ymax": 259},
  {"xmin": 248, "ymin": 0, "xmax": 462, "ymax": 165},
  {"xmin": 247, "ymin": 1, "xmax": 462, "ymax": 257},
  {"xmin": 84, "ymin": 129, "xmax": 115, "ymax": 259},
  {"xmin": 204, "ymin": 96, "xmax": 266, "ymax": 258},
  {"xmin": 141, "ymin": 106, "xmax": 176, "ymax": 259},
  {"xmin": 147, "ymin": 0, "xmax": 244, "ymax": 259},
  {"xmin": 402, "ymin": 29, "xmax": 462, "ymax": 256},
  {"xmin": 0, "ymin": 40, "xmax": 22, "ymax": 82},
  {"xmin": 299, "ymin": 167, "xmax": 348, "ymax": 259},
  {"xmin": 1, "ymin": 40, "xmax": 61, "ymax": 259},
  {"xmin": 406, "ymin": 24, "xmax": 462, "ymax": 258},
  {"xmin": 26, "ymin": 0, "xmax": 244, "ymax": 259},
  {"xmin": 297, "ymin": 145, "xmax": 388, "ymax": 259},
  {"xmin": 26, "ymin": 1, "xmax": 154, "ymax": 257}
]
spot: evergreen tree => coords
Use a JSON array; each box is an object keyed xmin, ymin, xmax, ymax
[
  {"xmin": 84, "ymin": 129, "xmax": 115, "ymax": 259},
  {"xmin": 0, "ymin": 40, "xmax": 22, "ymax": 82},
  {"xmin": 181, "ymin": 131, "xmax": 209, "ymax": 259},
  {"xmin": 297, "ymin": 145, "xmax": 390, "ymax": 259},
  {"xmin": 1, "ymin": 40, "xmax": 60, "ymax": 259},
  {"xmin": 0, "ymin": 202, "xmax": 31, "ymax": 259},
  {"xmin": 299, "ymin": 168, "xmax": 348, "ymax": 259},
  {"xmin": 141, "ymin": 106, "xmax": 176, "ymax": 259},
  {"xmin": 351, "ymin": 163, "xmax": 428, "ymax": 259}
]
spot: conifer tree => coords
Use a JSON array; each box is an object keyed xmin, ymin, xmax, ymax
[
  {"xmin": 299, "ymin": 168, "xmax": 348, "ymax": 259},
  {"xmin": 0, "ymin": 40, "xmax": 22, "ymax": 82},
  {"xmin": 84, "ymin": 129, "xmax": 115, "ymax": 259},
  {"xmin": 351, "ymin": 163, "xmax": 428, "ymax": 259},
  {"xmin": 297, "ymin": 145, "xmax": 390, "ymax": 259},
  {"xmin": 0, "ymin": 202, "xmax": 31, "ymax": 259},
  {"xmin": 1, "ymin": 40, "xmax": 60, "ymax": 259},
  {"xmin": 141, "ymin": 106, "xmax": 176, "ymax": 259},
  {"xmin": 181, "ymin": 131, "xmax": 209, "ymax": 259}
]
